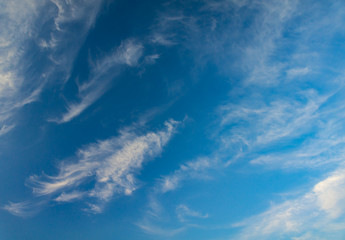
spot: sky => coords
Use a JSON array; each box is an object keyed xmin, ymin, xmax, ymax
[{"xmin": 2, "ymin": 0, "xmax": 345, "ymax": 239}]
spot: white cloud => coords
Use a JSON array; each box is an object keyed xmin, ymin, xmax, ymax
[
  {"xmin": 216, "ymin": 85, "xmax": 345, "ymax": 170},
  {"xmin": 3, "ymin": 200, "xmax": 42, "ymax": 218},
  {"xmin": 144, "ymin": 54, "xmax": 160, "ymax": 65},
  {"xmin": 286, "ymin": 67, "xmax": 310, "ymax": 78},
  {"xmin": 52, "ymin": 80, "xmax": 109, "ymax": 123},
  {"xmin": 135, "ymin": 1, "xmax": 345, "ymax": 238},
  {"xmin": 55, "ymin": 191, "xmax": 85, "ymax": 202},
  {"xmin": 0, "ymin": 124, "xmax": 15, "ymax": 136},
  {"xmin": 136, "ymin": 156, "xmax": 216, "ymax": 234},
  {"xmin": 53, "ymin": 39, "xmax": 144, "ymax": 123},
  {"xmin": 136, "ymin": 221, "xmax": 186, "ymax": 237},
  {"xmin": 0, "ymin": 0, "xmax": 104, "ymax": 134},
  {"xmin": 150, "ymin": 33, "xmax": 176, "ymax": 46},
  {"xmin": 160, "ymin": 157, "xmax": 214, "ymax": 193},
  {"xmin": 7, "ymin": 120, "xmax": 179, "ymax": 214},
  {"xmin": 220, "ymin": 89, "xmax": 326, "ymax": 146},
  {"xmin": 241, "ymin": 0, "xmax": 298, "ymax": 85},
  {"xmin": 176, "ymin": 204, "xmax": 208, "ymax": 222},
  {"xmin": 235, "ymin": 167, "xmax": 345, "ymax": 239},
  {"xmin": 0, "ymin": 0, "xmax": 45, "ymax": 135},
  {"xmin": 114, "ymin": 39, "xmax": 143, "ymax": 66},
  {"xmin": 313, "ymin": 170, "xmax": 345, "ymax": 218}
]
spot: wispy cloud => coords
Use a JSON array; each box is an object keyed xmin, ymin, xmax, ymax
[
  {"xmin": 52, "ymin": 39, "xmax": 144, "ymax": 123},
  {"xmin": 3, "ymin": 200, "xmax": 44, "ymax": 218},
  {"xmin": 136, "ymin": 220, "xmax": 186, "ymax": 237},
  {"xmin": 0, "ymin": 0, "xmax": 45, "ymax": 135},
  {"xmin": 0, "ymin": 124, "xmax": 15, "ymax": 136},
  {"xmin": 136, "ymin": 156, "xmax": 216, "ymax": 235},
  {"xmin": 286, "ymin": 67, "xmax": 310, "ymax": 78},
  {"xmin": 114, "ymin": 39, "xmax": 143, "ymax": 66},
  {"xmin": 0, "ymin": 0, "xmax": 104, "ymax": 135},
  {"xmin": 220, "ymin": 89, "xmax": 325, "ymax": 143},
  {"xmin": 217, "ymin": 85, "xmax": 345, "ymax": 170},
  {"xmin": 176, "ymin": 204, "xmax": 208, "ymax": 222},
  {"xmin": 42, "ymin": 0, "xmax": 104, "ymax": 78},
  {"xmin": 159, "ymin": 157, "xmax": 214, "ymax": 193},
  {"xmin": 54, "ymin": 191, "xmax": 85, "ymax": 202},
  {"xmin": 5, "ymin": 120, "xmax": 179, "ymax": 215},
  {"xmin": 136, "ymin": 1, "xmax": 345, "ymax": 238}
]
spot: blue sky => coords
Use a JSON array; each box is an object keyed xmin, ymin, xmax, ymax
[{"xmin": 2, "ymin": 0, "xmax": 345, "ymax": 239}]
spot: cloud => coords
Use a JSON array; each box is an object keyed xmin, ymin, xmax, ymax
[
  {"xmin": 44, "ymin": 0, "xmax": 104, "ymax": 72},
  {"xmin": 3, "ymin": 201, "xmax": 33, "ymax": 218},
  {"xmin": 235, "ymin": 167, "xmax": 345, "ymax": 240},
  {"xmin": 176, "ymin": 204, "xmax": 208, "ymax": 222},
  {"xmin": 144, "ymin": 54, "xmax": 160, "ymax": 65},
  {"xmin": 54, "ymin": 191, "xmax": 85, "ymax": 202},
  {"xmin": 0, "ymin": 0, "xmax": 104, "ymax": 134},
  {"xmin": 219, "ymin": 89, "xmax": 325, "ymax": 144},
  {"xmin": 3, "ymin": 200, "xmax": 44, "ymax": 218},
  {"xmin": 114, "ymin": 39, "xmax": 143, "ymax": 66},
  {"xmin": 150, "ymin": 33, "xmax": 176, "ymax": 46},
  {"xmin": 286, "ymin": 67, "xmax": 310, "ymax": 78},
  {"xmin": 5, "ymin": 120, "xmax": 179, "ymax": 215},
  {"xmin": 136, "ymin": 156, "xmax": 216, "ymax": 235},
  {"xmin": 159, "ymin": 157, "xmax": 214, "ymax": 193},
  {"xmin": 0, "ymin": 124, "xmax": 15, "ymax": 136},
  {"xmin": 52, "ymin": 79, "xmax": 109, "ymax": 124},
  {"xmin": 135, "ymin": 2, "xmax": 345, "ymax": 238},
  {"xmin": 0, "ymin": 0, "xmax": 45, "ymax": 135},
  {"xmin": 235, "ymin": 0, "xmax": 298, "ymax": 85},
  {"xmin": 136, "ymin": 220, "xmax": 186, "ymax": 237},
  {"xmin": 52, "ymin": 39, "xmax": 144, "ymax": 123},
  {"xmin": 216, "ymin": 85, "xmax": 345, "ymax": 170}
]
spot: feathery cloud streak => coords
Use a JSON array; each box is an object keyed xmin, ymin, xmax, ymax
[
  {"xmin": 0, "ymin": 0, "xmax": 104, "ymax": 134},
  {"xmin": 54, "ymin": 39, "xmax": 144, "ymax": 123},
  {"xmin": 159, "ymin": 157, "xmax": 214, "ymax": 193},
  {"xmin": 5, "ymin": 120, "xmax": 179, "ymax": 215}
]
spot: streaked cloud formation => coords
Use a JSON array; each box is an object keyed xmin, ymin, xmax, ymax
[
  {"xmin": 3, "ymin": 0, "xmax": 345, "ymax": 239},
  {"xmin": 133, "ymin": 0, "xmax": 345, "ymax": 238},
  {"xmin": 176, "ymin": 204, "xmax": 208, "ymax": 222},
  {"xmin": 160, "ymin": 157, "xmax": 214, "ymax": 193},
  {"xmin": 5, "ymin": 120, "xmax": 179, "ymax": 214},
  {"xmin": 0, "ymin": 0, "xmax": 104, "ymax": 134},
  {"xmin": 53, "ymin": 39, "xmax": 144, "ymax": 123}
]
